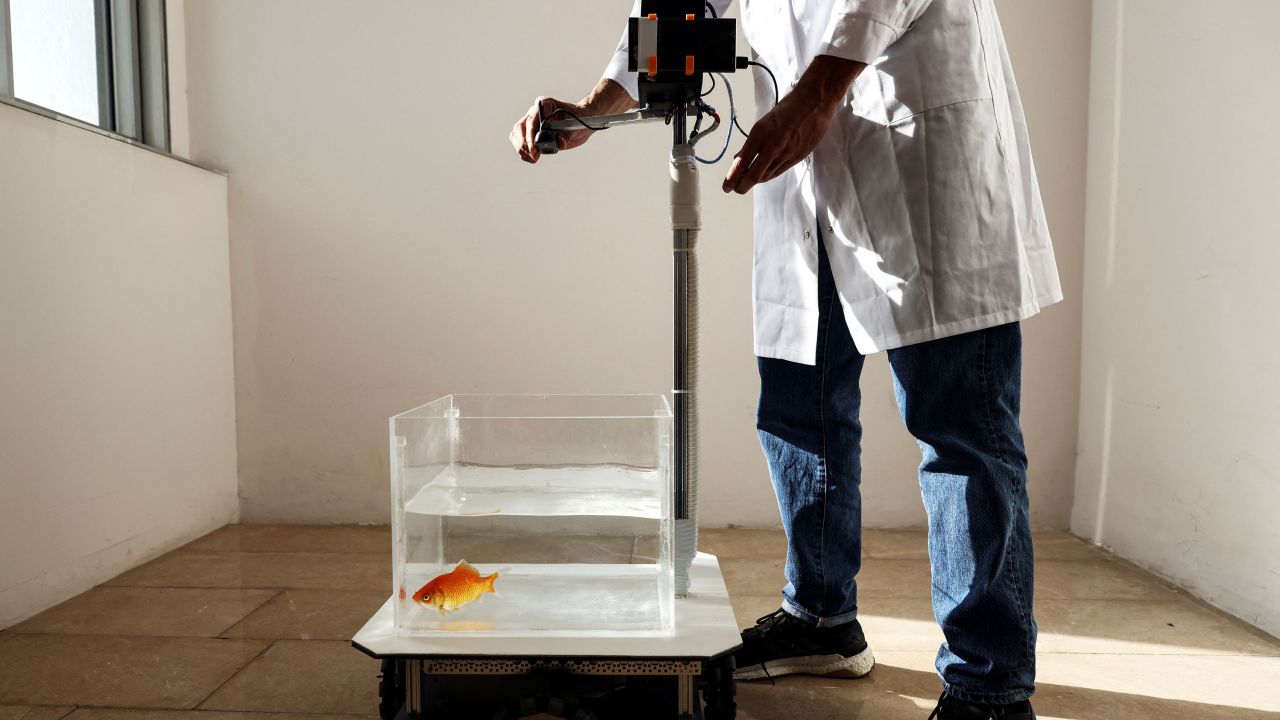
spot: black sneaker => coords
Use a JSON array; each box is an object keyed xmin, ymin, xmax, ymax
[
  {"xmin": 928, "ymin": 692, "xmax": 1036, "ymax": 719},
  {"xmin": 732, "ymin": 607, "xmax": 875, "ymax": 681}
]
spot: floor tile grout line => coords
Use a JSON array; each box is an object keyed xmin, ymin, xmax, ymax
[
  {"xmin": 163, "ymin": 550, "xmax": 391, "ymax": 557},
  {"xmin": 7, "ymin": 587, "xmax": 289, "ymax": 639},
  {"xmin": 18, "ymin": 627, "xmax": 1268, "ymax": 658},
  {"xmin": 102, "ymin": 584, "xmax": 392, "ymax": 591},
  {"xmin": 216, "ymin": 589, "xmax": 289, "ymax": 639},
  {"xmin": 0, "ymin": 632, "xmax": 362, "ymax": 645},
  {"xmin": 727, "ymin": 592, "xmax": 1191, "ymax": 602},
  {"xmin": 46, "ymin": 703, "xmax": 379, "ymax": 717},
  {"xmin": 0, "ymin": 630, "xmax": 284, "ymax": 641},
  {"xmin": 179, "ymin": 549, "xmax": 390, "ymax": 556},
  {"xmin": 191, "ymin": 639, "xmax": 279, "ymax": 711},
  {"xmin": 996, "ymin": 650, "xmax": 1280, "ymax": 658},
  {"xmin": 873, "ymin": 651, "xmax": 1280, "ymax": 658}
]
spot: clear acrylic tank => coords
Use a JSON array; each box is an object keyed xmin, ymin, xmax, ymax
[{"xmin": 390, "ymin": 394, "xmax": 674, "ymax": 636}]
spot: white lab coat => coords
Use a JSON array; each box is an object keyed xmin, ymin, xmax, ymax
[{"xmin": 604, "ymin": 0, "xmax": 1062, "ymax": 362}]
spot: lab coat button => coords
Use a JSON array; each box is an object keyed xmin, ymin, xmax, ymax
[{"xmin": 803, "ymin": 230, "xmax": 812, "ymax": 240}]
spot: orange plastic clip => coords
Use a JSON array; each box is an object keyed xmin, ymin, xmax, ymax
[
  {"xmin": 685, "ymin": 13, "xmax": 695, "ymax": 20},
  {"xmin": 685, "ymin": 55, "xmax": 695, "ymax": 76},
  {"xmin": 648, "ymin": 55, "xmax": 659, "ymax": 76}
]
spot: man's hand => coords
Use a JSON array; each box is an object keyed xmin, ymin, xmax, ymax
[
  {"xmin": 511, "ymin": 97, "xmax": 593, "ymax": 163},
  {"xmin": 511, "ymin": 80, "xmax": 635, "ymax": 164},
  {"xmin": 723, "ymin": 55, "xmax": 866, "ymax": 194}
]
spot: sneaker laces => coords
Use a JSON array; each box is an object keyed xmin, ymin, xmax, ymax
[
  {"xmin": 744, "ymin": 608, "xmax": 795, "ymax": 686},
  {"xmin": 742, "ymin": 608, "xmax": 784, "ymax": 646},
  {"xmin": 928, "ymin": 692, "xmax": 946, "ymax": 720},
  {"xmin": 753, "ymin": 607, "xmax": 791, "ymax": 630}
]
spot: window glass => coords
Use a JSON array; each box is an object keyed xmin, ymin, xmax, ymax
[{"xmin": 9, "ymin": 0, "xmax": 101, "ymax": 125}]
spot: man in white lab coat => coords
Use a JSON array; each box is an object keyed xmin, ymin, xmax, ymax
[{"xmin": 513, "ymin": 1, "xmax": 1057, "ymax": 718}]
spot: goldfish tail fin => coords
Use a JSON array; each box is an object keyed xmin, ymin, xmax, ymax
[{"xmin": 484, "ymin": 567, "xmax": 509, "ymax": 595}]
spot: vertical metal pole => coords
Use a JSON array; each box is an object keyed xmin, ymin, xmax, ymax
[
  {"xmin": 109, "ymin": 0, "xmax": 141, "ymax": 138},
  {"xmin": 136, "ymin": 0, "xmax": 168, "ymax": 149},
  {"xmin": 93, "ymin": 0, "xmax": 116, "ymax": 131},
  {"xmin": 672, "ymin": 104, "xmax": 690, "ymax": 521},
  {"xmin": 406, "ymin": 659, "xmax": 422, "ymax": 717}
]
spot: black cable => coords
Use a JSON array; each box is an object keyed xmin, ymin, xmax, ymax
[
  {"xmin": 747, "ymin": 60, "xmax": 780, "ymax": 106},
  {"xmin": 734, "ymin": 60, "xmax": 781, "ymax": 138},
  {"xmin": 705, "ymin": 1, "xmax": 717, "ymax": 18},
  {"xmin": 540, "ymin": 105, "xmax": 609, "ymax": 131},
  {"xmin": 701, "ymin": 71, "xmax": 717, "ymax": 98}
]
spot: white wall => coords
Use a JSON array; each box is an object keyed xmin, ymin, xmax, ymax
[
  {"xmin": 182, "ymin": 0, "xmax": 1089, "ymax": 528},
  {"xmin": 0, "ymin": 103, "xmax": 238, "ymax": 627},
  {"xmin": 1073, "ymin": 0, "xmax": 1280, "ymax": 636}
]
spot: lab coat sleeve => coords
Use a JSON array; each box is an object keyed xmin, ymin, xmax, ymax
[
  {"xmin": 817, "ymin": 0, "xmax": 934, "ymax": 65},
  {"xmin": 603, "ymin": 0, "xmax": 734, "ymax": 102}
]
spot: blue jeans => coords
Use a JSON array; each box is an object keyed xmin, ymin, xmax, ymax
[{"xmin": 755, "ymin": 237, "xmax": 1037, "ymax": 704}]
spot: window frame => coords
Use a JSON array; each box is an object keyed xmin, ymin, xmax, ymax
[{"xmin": 0, "ymin": 0, "xmax": 169, "ymax": 151}]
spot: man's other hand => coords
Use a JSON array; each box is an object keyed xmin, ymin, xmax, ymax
[{"xmin": 723, "ymin": 55, "xmax": 866, "ymax": 194}]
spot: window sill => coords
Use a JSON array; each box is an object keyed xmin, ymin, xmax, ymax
[{"xmin": 0, "ymin": 94, "xmax": 221, "ymax": 175}]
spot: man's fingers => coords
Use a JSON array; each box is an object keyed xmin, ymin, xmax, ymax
[
  {"xmin": 722, "ymin": 155, "xmax": 750, "ymax": 192},
  {"xmin": 731, "ymin": 150, "xmax": 778, "ymax": 194},
  {"xmin": 723, "ymin": 124, "xmax": 767, "ymax": 191},
  {"xmin": 759, "ymin": 155, "xmax": 801, "ymax": 185},
  {"xmin": 517, "ymin": 116, "xmax": 541, "ymax": 163},
  {"xmin": 724, "ymin": 151, "xmax": 765, "ymax": 193},
  {"xmin": 736, "ymin": 126, "xmax": 763, "ymax": 160},
  {"xmin": 524, "ymin": 104, "xmax": 543, "ymax": 159},
  {"xmin": 511, "ymin": 119, "xmax": 531, "ymax": 153}
]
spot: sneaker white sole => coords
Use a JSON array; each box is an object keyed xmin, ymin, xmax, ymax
[{"xmin": 733, "ymin": 646, "xmax": 875, "ymax": 681}]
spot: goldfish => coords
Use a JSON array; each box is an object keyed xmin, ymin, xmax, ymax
[{"xmin": 411, "ymin": 560, "xmax": 500, "ymax": 614}]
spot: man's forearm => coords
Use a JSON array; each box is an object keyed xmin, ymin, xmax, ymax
[
  {"xmin": 579, "ymin": 79, "xmax": 638, "ymax": 117},
  {"xmin": 722, "ymin": 54, "xmax": 866, "ymax": 193},
  {"xmin": 792, "ymin": 55, "xmax": 867, "ymax": 116}
]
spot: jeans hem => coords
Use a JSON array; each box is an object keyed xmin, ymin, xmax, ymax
[
  {"xmin": 781, "ymin": 597, "xmax": 858, "ymax": 628},
  {"xmin": 942, "ymin": 681, "xmax": 1034, "ymax": 706}
]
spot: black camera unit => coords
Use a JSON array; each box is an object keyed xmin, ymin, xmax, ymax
[{"xmin": 628, "ymin": 0, "xmax": 738, "ymax": 110}]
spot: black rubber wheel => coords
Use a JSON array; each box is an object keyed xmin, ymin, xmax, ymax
[
  {"xmin": 701, "ymin": 656, "xmax": 737, "ymax": 720},
  {"xmin": 377, "ymin": 659, "xmax": 404, "ymax": 720},
  {"xmin": 491, "ymin": 693, "xmax": 598, "ymax": 720}
]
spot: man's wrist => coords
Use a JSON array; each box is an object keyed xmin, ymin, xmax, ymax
[
  {"xmin": 581, "ymin": 79, "xmax": 636, "ymax": 116},
  {"xmin": 794, "ymin": 55, "xmax": 866, "ymax": 114}
]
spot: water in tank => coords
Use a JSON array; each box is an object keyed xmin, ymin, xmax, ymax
[{"xmin": 390, "ymin": 394, "xmax": 674, "ymax": 636}]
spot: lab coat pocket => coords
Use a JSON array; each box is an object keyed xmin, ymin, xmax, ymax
[{"xmin": 888, "ymin": 99, "xmax": 1023, "ymax": 325}]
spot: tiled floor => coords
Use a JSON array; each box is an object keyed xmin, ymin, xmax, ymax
[{"xmin": 2, "ymin": 526, "xmax": 1278, "ymax": 720}]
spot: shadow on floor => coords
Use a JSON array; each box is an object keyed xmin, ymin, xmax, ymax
[{"xmin": 736, "ymin": 663, "xmax": 1280, "ymax": 720}]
